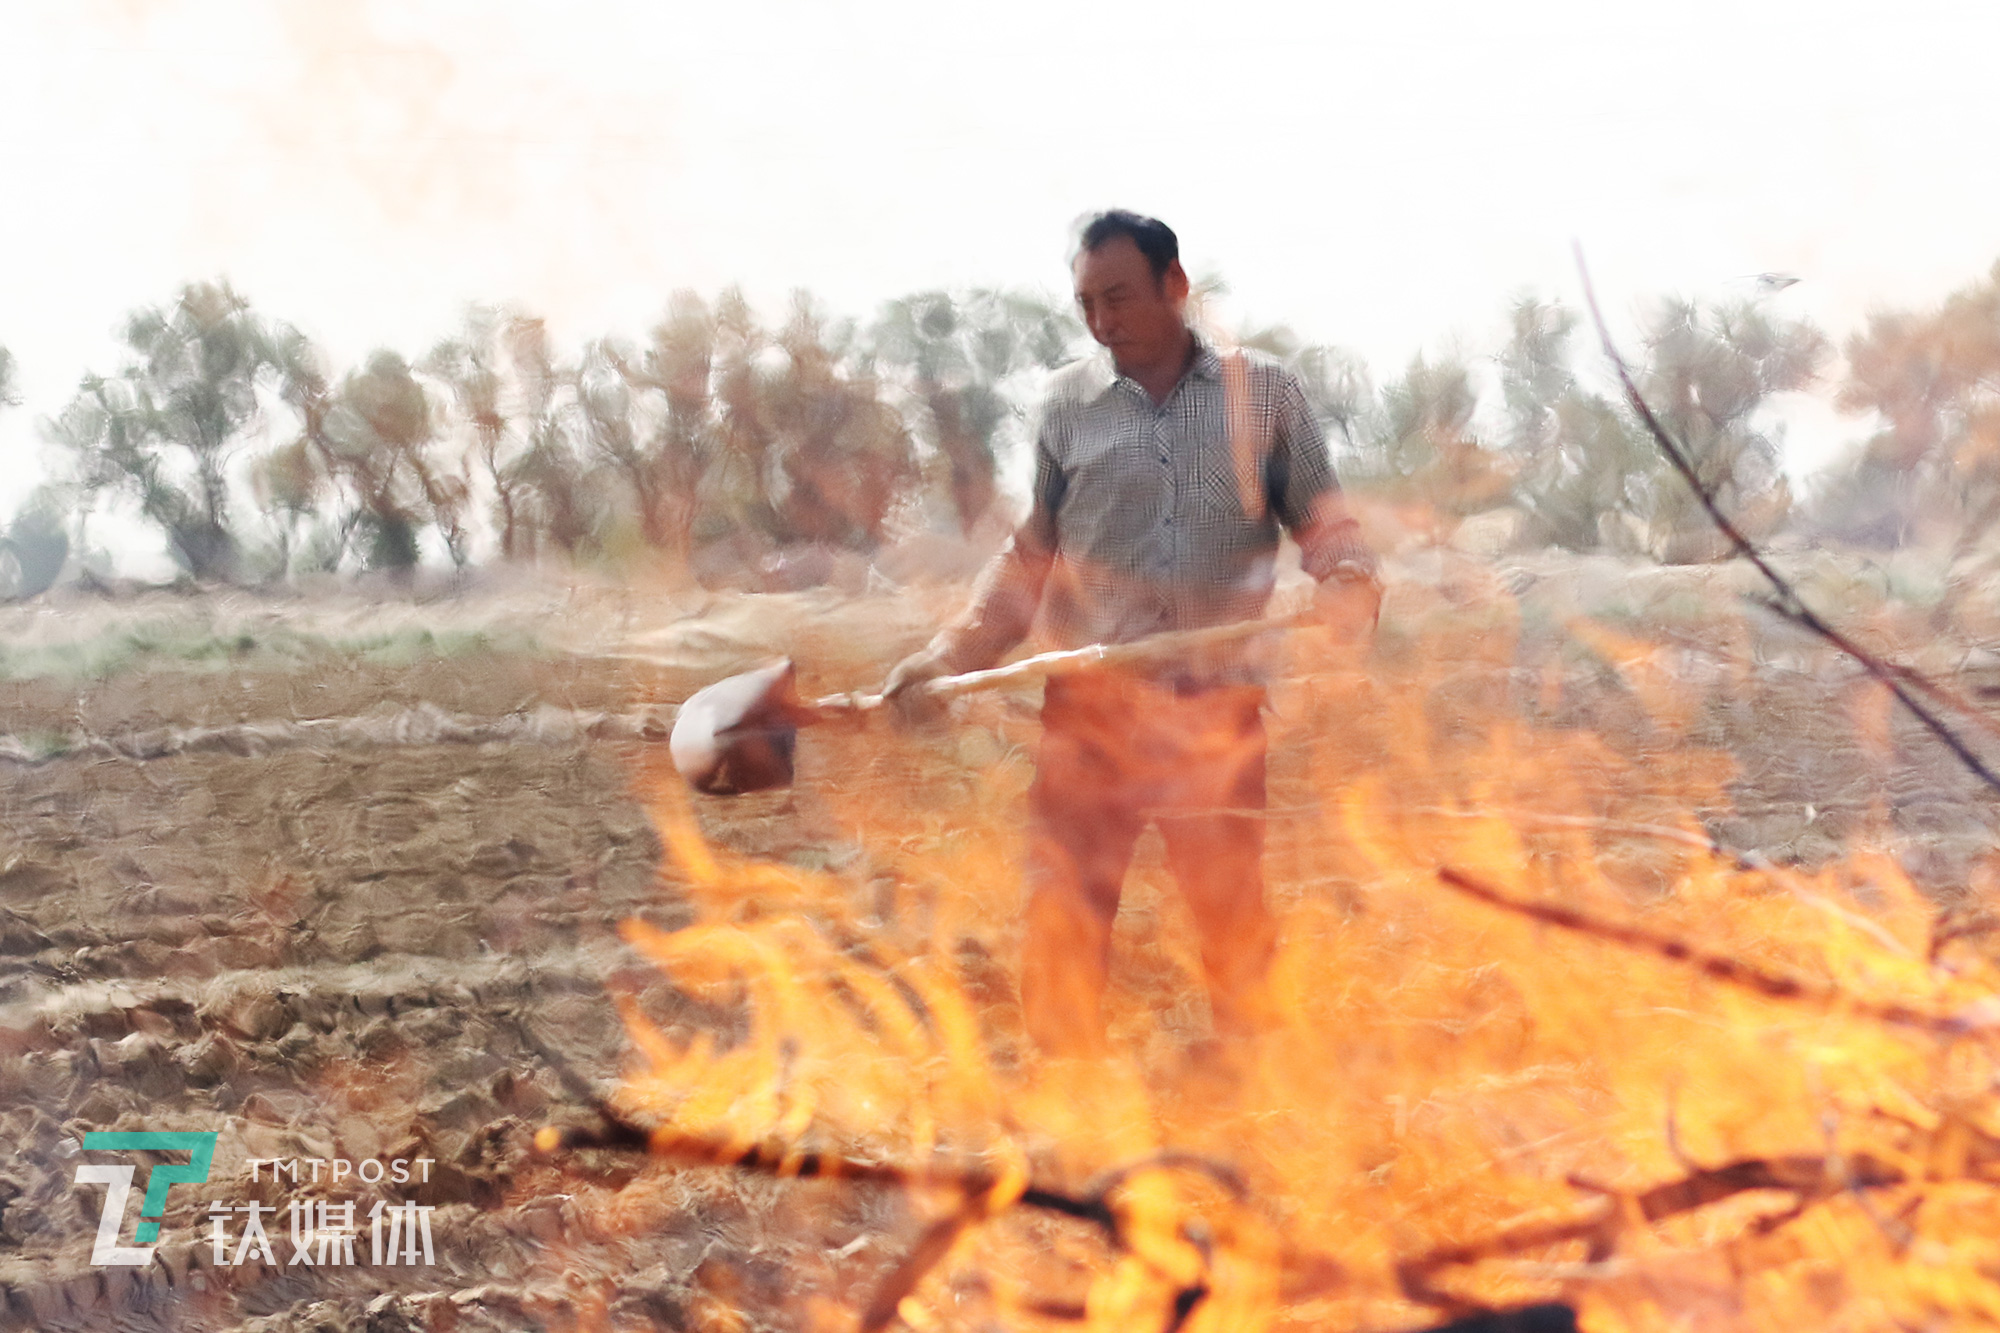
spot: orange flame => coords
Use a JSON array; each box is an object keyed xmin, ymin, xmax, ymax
[{"xmin": 603, "ymin": 592, "xmax": 2000, "ymax": 1332}]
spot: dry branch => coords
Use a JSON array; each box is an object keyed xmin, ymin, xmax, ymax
[
  {"xmin": 536, "ymin": 1118, "xmax": 1268, "ymax": 1236},
  {"xmin": 542, "ymin": 1115, "xmax": 1583, "ymax": 1333},
  {"xmin": 1434, "ymin": 865, "xmax": 1988, "ymax": 1034},
  {"xmin": 1755, "ymin": 597, "xmax": 2000, "ymax": 748},
  {"xmin": 1399, "ymin": 1151, "xmax": 1901, "ymax": 1310},
  {"xmin": 540, "ymin": 1112, "xmax": 1330, "ymax": 1332}
]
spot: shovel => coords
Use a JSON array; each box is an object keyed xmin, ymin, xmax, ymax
[{"xmin": 669, "ymin": 613, "xmax": 1311, "ymax": 795}]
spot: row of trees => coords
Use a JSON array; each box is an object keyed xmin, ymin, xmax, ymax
[
  {"xmin": 34, "ymin": 282, "xmax": 1080, "ymax": 585},
  {"xmin": 1314, "ymin": 263, "xmax": 2000, "ymax": 563},
  {"xmin": 10, "ymin": 263, "xmax": 2000, "ymax": 591},
  {"xmin": 1328, "ymin": 293, "xmax": 1828, "ymax": 562}
]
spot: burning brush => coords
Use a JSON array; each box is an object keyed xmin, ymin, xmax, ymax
[
  {"xmin": 515, "ymin": 705, "xmax": 2000, "ymax": 1333},
  {"xmin": 523, "ymin": 288, "xmax": 2000, "ymax": 1330}
]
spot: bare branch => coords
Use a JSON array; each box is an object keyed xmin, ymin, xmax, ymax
[
  {"xmin": 539, "ymin": 1115, "xmax": 1353, "ymax": 1331},
  {"xmin": 1752, "ymin": 596, "xmax": 2000, "ymax": 747},
  {"xmin": 1400, "ymin": 1150, "xmax": 1900, "ymax": 1310},
  {"xmin": 1434, "ymin": 866, "xmax": 1983, "ymax": 1034}
]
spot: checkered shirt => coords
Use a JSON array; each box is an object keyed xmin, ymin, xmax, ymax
[{"xmin": 928, "ymin": 336, "xmax": 1374, "ymax": 679}]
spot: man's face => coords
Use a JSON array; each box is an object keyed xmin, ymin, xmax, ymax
[{"xmin": 1072, "ymin": 236, "xmax": 1189, "ymax": 372}]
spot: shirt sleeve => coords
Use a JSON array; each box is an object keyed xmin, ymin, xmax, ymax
[
  {"xmin": 926, "ymin": 412, "xmax": 1065, "ymax": 672},
  {"xmin": 1268, "ymin": 369, "xmax": 1376, "ymax": 581}
]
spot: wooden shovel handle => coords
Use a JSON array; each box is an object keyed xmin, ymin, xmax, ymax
[{"xmin": 812, "ymin": 613, "xmax": 1310, "ymax": 717}]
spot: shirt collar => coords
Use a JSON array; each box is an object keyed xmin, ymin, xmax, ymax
[{"xmin": 1087, "ymin": 327, "xmax": 1220, "ymax": 403}]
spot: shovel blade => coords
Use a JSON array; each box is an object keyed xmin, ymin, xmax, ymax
[{"xmin": 670, "ymin": 658, "xmax": 808, "ymax": 795}]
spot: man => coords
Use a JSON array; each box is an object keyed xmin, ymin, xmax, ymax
[{"xmin": 883, "ymin": 211, "xmax": 1379, "ymax": 1057}]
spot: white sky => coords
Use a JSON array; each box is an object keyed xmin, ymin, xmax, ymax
[{"xmin": 4, "ymin": 0, "xmax": 2000, "ymax": 560}]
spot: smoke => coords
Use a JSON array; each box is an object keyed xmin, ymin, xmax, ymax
[{"xmin": 248, "ymin": 0, "xmax": 510, "ymax": 231}]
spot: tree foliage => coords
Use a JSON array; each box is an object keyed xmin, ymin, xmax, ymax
[
  {"xmin": 0, "ymin": 348, "xmax": 74, "ymax": 598},
  {"xmin": 418, "ymin": 290, "xmax": 996, "ymax": 571},
  {"xmin": 1289, "ymin": 344, "xmax": 1375, "ymax": 460},
  {"xmin": 1499, "ymin": 298, "xmax": 1657, "ymax": 553},
  {"xmin": 1275, "ymin": 292, "xmax": 1822, "ymax": 560},
  {"xmin": 24, "ymin": 271, "xmax": 1875, "ymax": 583},
  {"xmin": 316, "ymin": 350, "xmax": 469, "ymax": 571},
  {"xmin": 503, "ymin": 317, "xmax": 606, "ymax": 560},
  {"xmin": 868, "ymin": 290, "xmax": 1080, "ymax": 533},
  {"xmin": 424, "ymin": 308, "xmax": 533, "ymax": 561},
  {"xmin": 0, "ymin": 475, "xmax": 69, "ymax": 602},
  {"xmin": 583, "ymin": 292, "xmax": 719, "ymax": 559},
  {"xmin": 1637, "ymin": 298, "xmax": 1826, "ymax": 562},
  {"xmin": 53, "ymin": 282, "xmax": 294, "ymax": 580},
  {"xmin": 748, "ymin": 298, "xmax": 917, "ymax": 547},
  {"xmin": 1809, "ymin": 263, "xmax": 2000, "ymax": 550},
  {"xmin": 1365, "ymin": 354, "xmax": 1513, "ymax": 519}
]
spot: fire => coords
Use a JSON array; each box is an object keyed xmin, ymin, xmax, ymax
[{"xmin": 582, "ymin": 591, "xmax": 2000, "ymax": 1332}]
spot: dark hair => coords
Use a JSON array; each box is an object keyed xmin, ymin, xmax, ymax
[{"xmin": 1077, "ymin": 210, "xmax": 1179, "ymax": 283}]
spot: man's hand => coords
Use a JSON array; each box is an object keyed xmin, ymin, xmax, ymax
[
  {"xmin": 880, "ymin": 647, "xmax": 952, "ymax": 727},
  {"xmin": 1312, "ymin": 562, "xmax": 1382, "ymax": 648}
]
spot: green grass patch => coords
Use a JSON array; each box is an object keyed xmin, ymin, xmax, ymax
[{"xmin": 0, "ymin": 620, "xmax": 543, "ymax": 682}]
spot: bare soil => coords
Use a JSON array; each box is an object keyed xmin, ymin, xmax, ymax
[{"xmin": 0, "ymin": 557, "xmax": 1994, "ymax": 1331}]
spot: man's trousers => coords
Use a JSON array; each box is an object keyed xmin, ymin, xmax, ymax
[{"xmin": 1019, "ymin": 672, "xmax": 1277, "ymax": 1057}]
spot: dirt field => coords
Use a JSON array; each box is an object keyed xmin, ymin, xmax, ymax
[
  {"xmin": 2, "ymin": 556, "xmax": 1997, "ymax": 1332},
  {"xmin": 0, "ymin": 574, "xmax": 952, "ymax": 1332}
]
